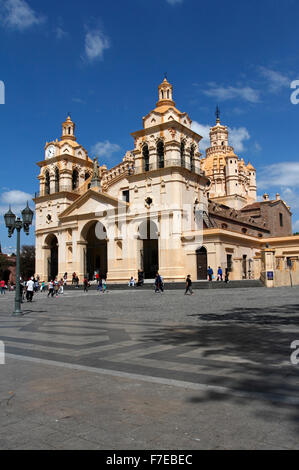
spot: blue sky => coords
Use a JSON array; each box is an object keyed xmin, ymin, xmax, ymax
[{"xmin": 1, "ymin": 0, "xmax": 299, "ymax": 252}]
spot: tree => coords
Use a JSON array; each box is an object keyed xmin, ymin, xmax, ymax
[{"xmin": 20, "ymin": 245, "xmax": 35, "ymax": 280}]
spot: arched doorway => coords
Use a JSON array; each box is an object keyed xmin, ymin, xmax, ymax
[
  {"xmin": 84, "ymin": 221, "xmax": 107, "ymax": 280},
  {"xmin": 46, "ymin": 234, "xmax": 58, "ymax": 281},
  {"xmin": 139, "ymin": 219, "xmax": 159, "ymax": 279},
  {"xmin": 196, "ymin": 246, "xmax": 207, "ymax": 280}
]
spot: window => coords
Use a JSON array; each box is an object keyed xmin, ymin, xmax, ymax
[
  {"xmin": 190, "ymin": 145, "xmax": 195, "ymax": 172},
  {"xmin": 45, "ymin": 171, "xmax": 50, "ymax": 195},
  {"xmin": 55, "ymin": 168, "xmax": 59, "ymax": 193},
  {"xmin": 227, "ymin": 254, "xmax": 232, "ymax": 272},
  {"xmin": 143, "ymin": 144, "xmax": 149, "ymax": 172},
  {"xmin": 72, "ymin": 169, "xmax": 79, "ymax": 190},
  {"xmin": 279, "ymin": 213, "xmax": 283, "ymax": 227},
  {"xmin": 157, "ymin": 140, "xmax": 164, "ymax": 169},
  {"xmin": 180, "ymin": 141, "xmax": 185, "ymax": 167},
  {"xmin": 122, "ymin": 190, "xmax": 130, "ymax": 203}
]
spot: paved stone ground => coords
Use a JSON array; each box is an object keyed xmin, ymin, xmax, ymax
[{"xmin": 0, "ymin": 286, "xmax": 299, "ymax": 450}]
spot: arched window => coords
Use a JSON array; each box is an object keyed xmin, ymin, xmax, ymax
[
  {"xmin": 72, "ymin": 169, "xmax": 79, "ymax": 190},
  {"xmin": 45, "ymin": 171, "xmax": 50, "ymax": 195},
  {"xmin": 55, "ymin": 168, "xmax": 60, "ymax": 193},
  {"xmin": 167, "ymin": 89, "xmax": 169, "ymax": 99},
  {"xmin": 143, "ymin": 144, "xmax": 149, "ymax": 172},
  {"xmin": 68, "ymin": 127, "xmax": 71, "ymax": 135},
  {"xmin": 157, "ymin": 140, "xmax": 164, "ymax": 169},
  {"xmin": 190, "ymin": 145, "xmax": 195, "ymax": 172},
  {"xmin": 161, "ymin": 90, "xmax": 164, "ymax": 99},
  {"xmin": 180, "ymin": 141, "xmax": 185, "ymax": 167},
  {"xmin": 85, "ymin": 172, "xmax": 90, "ymax": 181}
]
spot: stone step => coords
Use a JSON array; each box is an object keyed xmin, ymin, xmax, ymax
[{"xmin": 64, "ymin": 280, "xmax": 264, "ymax": 290}]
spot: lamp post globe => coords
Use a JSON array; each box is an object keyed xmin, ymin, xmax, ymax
[{"xmin": 4, "ymin": 207, "xmax": 16, "ymax": 236}]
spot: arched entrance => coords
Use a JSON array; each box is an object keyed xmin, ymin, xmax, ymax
[
  {"xmin": 139, "ymin": 220, "xmax": 159, "ymax": 279},
  {"xmin": 84, "ymin": 221, "xmax": 107, "ymax": 280},
  {"xmin": 46, "ymin": 234, "xmax": 58, "ymax": 281},
  {"xmin": 196, "ymin": 246, "xmax": 207, "ymax": 280}
]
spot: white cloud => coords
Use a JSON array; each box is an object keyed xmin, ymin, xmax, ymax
[
  {"xmin": 91, "ymin": 141, "xmax": 121, "ymax": 159},
  {"xmin": 84, "ymin": 29, "xmax": 110, "ymax": 62},
  {"xmin": 258, "ymin": 162, "xmax": 299, "ymax": 189},
  {"xmin": 0, "ymin": 0, "xmax": 45, "ymax": 30},
  {"xmin": 229, "ymin": 127, "xmax": 250, "ymax": 153},
  {"xmin": 203, "ymin": 84, "xmax": 260, "ymax": 103},
  {"xmin": 259, "ymin": 66, "xmax": 290, "ymax": 93},
  {"xmin": 192, "ymin": 121, "xmax": 250, "ymax": 153},
  {"xmin": 191, "ymin": 122, "xmax": 211, "ymax": 151},
  {"xmin": 166, "ymin": 0, "xmax": 183, "ymax": 4},
  {"xmin": 0, "ymin": 190, "xmax": 33, "ymax": 216}
]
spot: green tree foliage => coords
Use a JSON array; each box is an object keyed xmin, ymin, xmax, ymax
[{"xmin": 20, "ymin": 245, "xmax": 35, "ymax": 280}]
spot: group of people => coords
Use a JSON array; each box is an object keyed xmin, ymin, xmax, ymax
[{"xmin": 207, "ymin": 266, "xmax": 230, "ymax": 283}]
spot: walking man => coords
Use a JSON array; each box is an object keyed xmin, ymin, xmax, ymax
[
  {"xmin": 26, "ymin": 278, "xmax": 34, "ymax": 302},
  {"xmin": 48, "ymin": 280, "xmax": 54, "ymax": 297},
  {"xmin": 207, "ymin": 266, "xmax": 214, "ymax": 281},
  {"xmin": 83, "ymin": 277, "xmax": 89, "ymax": 293},
  {"xmin": 217, "ymin": 266, "xmax": 223, "ymax": 281},
  {"xmin": 185, "ymin": 274, "xmax": 194, "ymax": 295}
]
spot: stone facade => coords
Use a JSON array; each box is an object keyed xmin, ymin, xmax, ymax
[{"xmin": 34, "ymin": 78, "xmax": 299, "ymax": 286}]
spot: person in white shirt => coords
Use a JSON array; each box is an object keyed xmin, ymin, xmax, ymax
[{"xmin": 26, "ymin": 279, "xmax": 34, "ymax": 302}]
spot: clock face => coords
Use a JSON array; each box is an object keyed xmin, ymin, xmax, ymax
[{"xmin": 46, "ymin": 145, "xmax": 56, "ymax": 159}]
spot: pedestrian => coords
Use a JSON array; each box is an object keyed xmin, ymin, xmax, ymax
[
  {"xmin": 207, "ymin": 266, "xmax": 214, "ymax": 281},
  {"xmin": 58, "ymin": 279, "xmax": 64, "ymax": 294},
  {"xmin": 54, "ymin": 278, "xmax": 59, "ymax": 297},
  {"xmin": 217, "ymin": 266, "xmax": 223, "ymax": 281},
  {"xmin": 128, "ymin": 276, "xmax": 135, "ymax": 287},
  {"xmin": 97, "ymin": 276, "xmax": 102, "ymax": 292},
  {"xmin": 63, "ymin": 272, "xmax": 68, "ymax": 286},
  {"xmin": 26, "ymin": 278, "xmax": 34, "ymax": 302},
  {"xmin": 225, "ymin": 267, "xmax": 230, "ymax": 283},
  {"xmin": 48, "ymin": 280, "xmax": 54, "ymax": 297},
  {"xmin": 40, "ymin": 281, "xmax": 46, "ymax": 292},
  {"xmin": 75, "ymin": 276, "xmax": 79, "ymax": 288},
  {"xmin": 83, "ymin": 277, "xmax": 89, "ymax": 293},
  {"xmin": 185, "ymin": 274, "xmax": 194, "ymax": 295},
  {"xmin": 137, "ymin": 269, "xmax": 144, "ymax": 287},
  {"xmin": 0, "ymin": 279, "xmax": 5, "ymax": 295},
  {"xmin": 72, "ymin": 272, "xmax": 76, "ymax": 285},
  {"xmin": 154, "ymin": 273, "xmax": 163, "ymax": 293},
  {"xmin": 102, "ymin": 278, "xmax": 107, "ymax": 293}
]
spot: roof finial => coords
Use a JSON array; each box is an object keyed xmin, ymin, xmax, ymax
[
  {"xmin": 215, "ymin": 105, "xmax": 220, "ymax": 124},
  {"xmin": 164, "ymin": 72, "xmax": 168, "ymax": 81}
]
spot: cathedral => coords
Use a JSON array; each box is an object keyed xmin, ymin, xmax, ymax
[{"xmin": 34, "ymin": 78, "xmax": 299, "ymax": 286}]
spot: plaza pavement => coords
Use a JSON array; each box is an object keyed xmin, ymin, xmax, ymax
[{"xmin": 0, "ymin": 285, "xmax": 299, "ymax": 450}]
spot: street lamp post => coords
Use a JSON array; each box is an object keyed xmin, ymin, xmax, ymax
[{"xmin": 4, "ymin": 202, "xmax": 34, "ymax": 316}]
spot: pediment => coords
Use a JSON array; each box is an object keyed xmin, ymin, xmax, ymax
[{"xmin": 59, "ymin": 189, "xmax": 128, "ymax": 220}]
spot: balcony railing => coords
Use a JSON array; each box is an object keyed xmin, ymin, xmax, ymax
[
  {"xmin": 134, "ymin": 159, "xmax": 204, "ymax": 176},
  {"xmin": 34, "ymin": 185, "xmax": 82, "ymax": 198}
]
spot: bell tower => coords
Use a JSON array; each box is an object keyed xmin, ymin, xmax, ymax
[
  {"xmin": 209, "ymin": 107, "xmax": 229, "ymax": 149},
  {"xmin": 156, "ymin": 77, "xmax": 175, "ymax": 108},
  {"xmin": 61, "ymin": 115, "xmax": 76, "ymax": 141}
]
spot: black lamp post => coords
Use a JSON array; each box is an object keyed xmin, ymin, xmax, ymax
[{"xmin": 4, "ymin": 202, "xmax": 34, "ymax": 316}]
